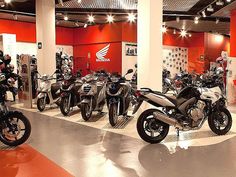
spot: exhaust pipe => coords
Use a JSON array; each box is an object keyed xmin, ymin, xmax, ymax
[{"xmin": 153, "ymin": 111, "xmax": 183, "ymax": 129}]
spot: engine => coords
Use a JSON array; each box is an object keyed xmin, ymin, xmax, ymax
[{"xmin": 188, "ymin": 100, "xmax": 206, "ymax": 122}]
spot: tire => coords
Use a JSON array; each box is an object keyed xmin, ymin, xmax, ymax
[
  {"xmin": 60, "ymin": 97, "xmax": 70, "ymax": 116},
  {"xmin": 0, "ymin": 111, "xmax": 31, "ymax": 146},
  {"xmin": 37, "ymin": 97, "xmax": 46, "ymax": 112},
  {"xmin": 81, "ymin": 103, "xmax": 92, "ymax": 121},
  {"xmin": 208, "ymin": 108, "xmax": 232, "ymax": 135},
  {"xmin": 137, "ymin": 109, "xmax": 169, "ymax": 144},
  {"xmin": 109, "ymin": 104, "xmax": 118, "ymax": 127}
]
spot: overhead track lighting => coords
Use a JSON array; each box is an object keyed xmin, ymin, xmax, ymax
[
  {"xmin": 0, "ymin": 2, "xmax": 5, "ymax": 7},
  {"xmin": 4, "ymin": 0, "xmax": 11, "ymax": 3},
  {"xmin": 107, "ymin": 15, "xmax": 114, "ymax": 23},
  {"xmin": 176, "ymin": 17, "xmax": 180, "ymax": 23},
  {"xmin": 77, "ymin": 0, "xmax": 82, "ymax": 3},
  {"xmin": 84, "ymin": 23, "xmax": 88, "ymax": 28},
  {"xmin": 75, "ymin": 22, "xmax": 80, "ymax": 27},
  {"xmin": 173, "ymin": 29, "xmax": 176, "ymax": 34},
  {"xmin": 194, "ymin": 16, "xmax": 199, "ymax": 24},
  {"xmin": 216, "ymin": 0, "xmax": 224, "ymax": 6},
  {"xmin": 128, "ymin": 13, "xmax": 136, "ymax": 22},
  {"xmin": 207, "ymin": 5, "xmax": 214, "ymax": 12},
  {"xmin": 202, "ymin": 10, "xmax": 206, "ymax": 18},
  {"xmin": 64, "ymin": 15, "xmax": 68, "ymax": 21},
  {"xmin": 226, "ymin": 0, "xmax": 231, "ymax": 2},
  {"xmin": 88, "ymin": 15, "xmax": 94, "ymax": 23}
]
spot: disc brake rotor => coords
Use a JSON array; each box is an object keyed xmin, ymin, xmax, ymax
[{"xmin": 2, "ymin": 120, "xmax": 21, "ymax": 139}]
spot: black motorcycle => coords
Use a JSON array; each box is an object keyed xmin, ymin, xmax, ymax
[
  {"xmin": 0, "ymin": 74, "xmax": 31, "ymax": 146},
  {"xmin": 60, "ymin": 73, "xmax": 83, "ymax": 116},
  {"xmin": 106, "ymin": 69, "xmax": 133, "ymax": 126}
]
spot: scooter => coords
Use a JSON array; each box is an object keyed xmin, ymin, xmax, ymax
[
  {"xmin": 60, "ymin": 73, "xmax": 83, "ymax": 116},
  {"xmin": 36, "ymin": 71, "xmax": 61, "ymax": 112},
  {"xmin": 106, "ymin": 69, "xmax": 134, "ymax": 126},
  {"xmin": 80, "ymin": 72, "xmax": 107, "ymax": 121}
]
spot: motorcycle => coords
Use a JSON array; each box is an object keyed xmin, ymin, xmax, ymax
[
  {"xmin": 133, "ymin": 85, "xmax": 232, "ymax": 144},
  {"xmin": 60, "ymin": 72, "xmax": 83, "ymax": 116},
  {"xmin": 0, "ymin": 74, "xmax": 31, "ymax": 146},
  {"xmin": 80, "ymin": 71, "xmax": 107, "ymax": 121},
  {"xmin": 106, "ymin": 69, "xmax": 134, "ymax": 126},
  {"xmin": 36, "ymin": 71, "xmax": 61, "ymax": 112},
  {"xmin": 162, "ymin": 69, "xmax": 175, "ymax": 94}
]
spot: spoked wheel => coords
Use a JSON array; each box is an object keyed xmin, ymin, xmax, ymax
[
  {"xmin": 0, "ymin": 112, "xmax": 31, "ymax": 146},
  {"xmin": 37, "ymin": 97, "xmax": 46, "ymax": 112},
  {"xmin": 81, "ymin": 103, "xmax": 92, "ymax": 121},
  {"xmin": 208, "ymin": 108, "xmax": 232, "ymax": 135},
  {"xmin": 60, "ymin": 97, "xmax": 70, "ymax": 116},
  {"xmin": 109, "ymin": 104, "xmax": 118, "ymax": 127},
  {"xmin": 137, "ymin": 109, "xmax": 169, "ymax": 144}
]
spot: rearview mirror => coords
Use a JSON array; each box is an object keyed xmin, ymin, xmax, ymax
[{"xmin": 126, "ymin": 69, "xmax": 133, "ymax": 75}]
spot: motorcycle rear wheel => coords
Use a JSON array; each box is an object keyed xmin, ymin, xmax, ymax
[
  {"xmin": 81, "ymin": 103, "xmax": 92, "ymax": 121},
  {"xmin": 0, "ymin": 112, "xmax": 31, "ymax": 146},
  {"xmin": 109, "ymin": 103, "xmax": 118, "ymax": 127},
  {"xmin": 60, "ymin": 97, "xmax": 70, "ymax": 116},
  {"xmin": 137, "ymin": 109, "xmax": 169, "ymax": 144},
  {"xmin": 37, "ymin": 97, "xmax": 46, "ymax": 112}
]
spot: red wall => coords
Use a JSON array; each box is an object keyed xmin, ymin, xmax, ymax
[
  {"xmin": 230, "ymin": 10, "xmax": 236, "ymax": 57},
  {"xmin": 0, "ymin": 19, "xmax": 74, "ymax": 45}
]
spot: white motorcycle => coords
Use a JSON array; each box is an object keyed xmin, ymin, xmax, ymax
[
  {"xmin": 134, "ymin": 86, "xmax": 232, "ymax": 144},
  {"xmin": 36, "ymin": 71, "xmax": 61, "ymax": 112}
]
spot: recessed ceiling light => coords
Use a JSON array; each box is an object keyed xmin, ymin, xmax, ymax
[
  {"xmin": 88, "ymin": 15, "xmax": 94, "ymax": 23},
  {"xmin": 128, "ymin": 13, "xmax": 136, "ymax": 22},
  {"xmin": 64, "ymin": 15, "xmax": 68, "ymax": 21},
  {"xmin": 226, "ymin": 0, "xmax": 231, "ymax": 2},
  {"xmin": 107, "ymin": 15, "xmax": 114, "ymax": 23},
  {"xmin": 4, "ymin": 0, "xmax": 11, "ymax": 3}
]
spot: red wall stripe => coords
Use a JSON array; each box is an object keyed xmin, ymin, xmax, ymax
[{"xmin": 230, "ymin": 10, "xmax": 236, "ymax": 57}]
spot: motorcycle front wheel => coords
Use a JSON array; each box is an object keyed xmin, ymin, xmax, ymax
[
  {"xmin": 137, "ymin": 109, "xmax": 169, "ymax": 144},
  {"xmin": 109, "ymin": 103, "xmax": 118, "ymax": 127},
  {"xmin": 0, "ymin": 112, "xmax": 31, "ymax": 146},
  {"xmin": 81, "ymin": 103, "xmax": 92, "ymax": 121},
  {"xmin": 60, "ymin": 97, "xmax": 70, "ymax": 116},
  {"xmin": 208, "ymin": 108, "xmax": 232, "ymax": 135},
  {"xmin": 37, "ymin": 97, "xmax": 46, "ymax": 112}
]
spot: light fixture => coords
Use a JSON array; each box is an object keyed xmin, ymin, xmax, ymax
[
  {"xmin": 0, "ymin": 3, "xmax": 5, "ymax": 7},
  {"xmin": 64, "ymin": 15, "xmax": 68, "ymax": 21},
  {"xmin": 180, "ymin": 30, "xmax": 187, "ymax": 37},
  {"xmin": 207, "ymin": 5, "xmax": 214, "ymax": 12},
  {"xmin": 161, "ymin": 26, "xmax": 167, "ymax": 33},
  {"xmin": 13, "ymin": 14, "xmax": 17, "ymax": 20},
  {"xmin": 58, "ymin": 0, "xmax": 64, "ymax": 6},
  {"xmin": 226, "ymin": 0, "xmax": 231, "ymax": 2},
  {"xmin": 4, "ymin": 0, "xmax": 11, "ymax": 3},
  {"xmin": 189, "ymin": 33, "xmax": 192, "ymax": 37},
  {"xmin": 173, "ymin": 29, "xmax": 176, "ymax": 34},
  {"xmin": 77, "ymin": 0, "xmax": 82, "ymax": 3},
  {"xmin": 107, "ymin": 15, "xmax": 114, "ymax": 23},
  {"xmin": 216, "ymin": 18, "xmax": 219, "ymax": 24},
  {"xmin": 128, "ymin": 13, "xmax": 136, "ymax": 22},
  {"xmin": 75, "ymin": 22, "xmax": 80, "ymax": 27},
  {"xmin": 216, "ymin": 0, "xmax": 224, "ymax": 6},
  {"xmin": 202, "ymin": 10, "xmax": 206, "ymax": 17},
  {"xmin": 194, "ymin": 16, "xmax": 199, "ymax": 24},
  {"xmin": 176, "ymin": 17, "xmax": 180, "ymax": 23},
  {"xmin": 84, "ymin": 23, "xmax": 88, "ymax": 28},
  {"xmin": 88, "ymin": 15, "xmax": 94, "ymax": 23},
  {"xmin": 215, "ymin": 34, "xmax": 223, "ymax": 43}
]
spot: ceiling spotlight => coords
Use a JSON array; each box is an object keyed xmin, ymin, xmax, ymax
[
  {"xmin": 180, "ymin": 30, "xmax": 187, "ymax": 37},
  {"xmin": 0, "ymin": 3, "xmax": 5, "ymax": 7},
  {"xmin": 161, "ymin": 26, "xmax": 167, "ymax": 33},
  {"xmin": 226, "ymin": 0, "xmax": 231, "ymax": 2},
  {"xmin": 88, "ymin": 15, "xmax": 94, "ymax": 23},
  {"xmin": 216, "ymin": 0, "xmax": 224, "ymax": 6},
  {"xmin": 202, "ymin": 10, "xmax": 206, "ymax": 17},
  {"xmin": 189, "ymin": 33, "xmax": 192, "ymax": 37},
  {"xmin": 194, "ymin": 16, "xmax": 199, "ymax": 24},
  {"xmin": 75, "ymin": 22, "xmax": 80, "ymax": 27},
  {"xmin": 173, "ymin": 29, "xmax": 176, "ymax": 34},
  {"xmin": 4, "ymin": 0, "xmax": 11, "ymax": 3},
  {"xmin": 13, "ymin": 14, "xmax": 17, "ymax": 20},
  {"xmin": 64, "ymin": 15, "xmax": 68, "ymax": 21},
  {"xmin": 58, "ymin": 0, "xmax": 64, "ymax": 6},
  {"xmin": 176, "ymin": 17, "xmax": 180, "ymax": 23},
  {"xmin": 107, "ymin": 15, "xmax": 114, "ymax": 23},
  {"xmin": 78, "ymin": 0, "xmax": 82, "ymax": 3},
  {"xmin": 128, "ymin": 13, "xmax": 136, "ymax": 22},
  {"xmin": 216, "ymin": 18, "xmax": 220, "ymax": 24},
  {"xmin": 84, "ymin": 23, "xmax": 88, "ymax": 28},
  {"xmin": 207, "ymin": 5, "xmax": 214, "ymax": 12}
]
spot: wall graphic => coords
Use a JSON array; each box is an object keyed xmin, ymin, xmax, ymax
[
  {"xmin": 163, "ymin": 46, "xmax": 188, "ymax": 77},
  {"xmin": 125, "ymin": 43, "xmax": 137, "ymax": 56}
]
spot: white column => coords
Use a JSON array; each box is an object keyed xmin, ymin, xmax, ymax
[
  {"xmin": 138, "ymin": 0, "xmax": 163, "ymax": 91},
  {"xmin": 36, "ymin": 0, "xmax": 56, "ymax": 75}
]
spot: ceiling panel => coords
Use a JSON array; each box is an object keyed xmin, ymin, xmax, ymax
[
  {"xmin": 163, "ymin": 0, "xmax": 201, "ymax": 12},
  {"xmin": 212, "ymin": 1, "xmax": 236, "ymax": 17},
  {"xmin": 166, "ymin": 20, "xmax": 230, "ymax": 35},
  {"xmin": 56, "ymin": 0, "xmax": 137, "ymax": 10}
]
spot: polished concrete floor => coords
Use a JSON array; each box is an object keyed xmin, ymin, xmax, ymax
[{"xmin": 1, "ymin": 104, "xmax": 236, "ymax": 177}]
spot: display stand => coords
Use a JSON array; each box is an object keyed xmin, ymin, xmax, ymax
[{"xmin": 18, "ymin": 55, "xmax": 33, "ymax": 108}]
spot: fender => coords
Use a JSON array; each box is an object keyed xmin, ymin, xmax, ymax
[{"xmin": 37, "ymin": 92, "xmax": 47, "ymax": 99}]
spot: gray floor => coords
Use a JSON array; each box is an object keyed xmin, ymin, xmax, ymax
[{"xmin": 8, "ymin": 109, "xmax": 236, "ymax": 177}]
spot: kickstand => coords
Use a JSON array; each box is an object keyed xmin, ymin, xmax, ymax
[{"xmin": 176, "ymin": 128, "xmax": 180, "ymax": 137}]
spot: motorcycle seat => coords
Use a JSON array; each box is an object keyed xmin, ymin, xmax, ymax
[
  {"xmin": 51, "ymin": 83, "xmax": 60, "ymax": 93},
  {"xmin": 149, "ymin": 89, "xmax": 178, "ymax": 106}
]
